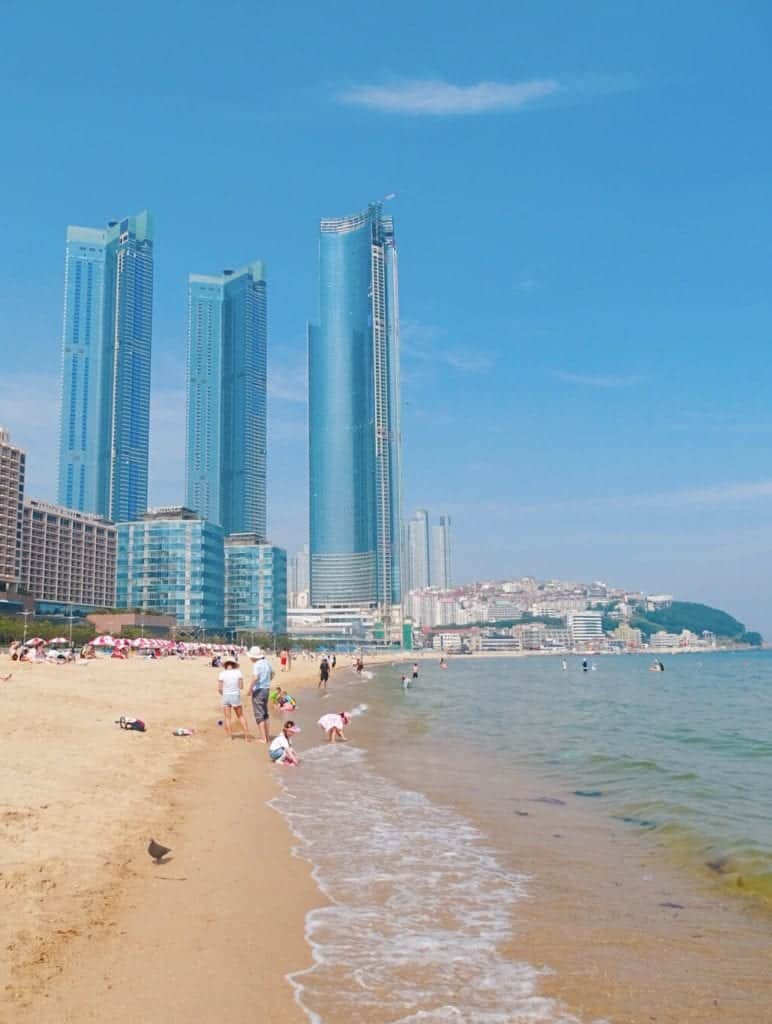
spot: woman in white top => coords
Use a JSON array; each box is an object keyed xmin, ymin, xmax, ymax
[{"xmin": 218, "ymin": 657, "xmax": 252, "ymax": 741}]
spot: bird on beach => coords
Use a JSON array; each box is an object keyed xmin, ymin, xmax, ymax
[{"xmin": 147, "ymin": 838, "xmax": 172, "ymax": 862}]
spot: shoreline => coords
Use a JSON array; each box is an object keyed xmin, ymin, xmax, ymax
[
  {"xmin": 4, "ymin": 650, "xmax": 771, "ymax": 1023},
  {"xmin": 0, "ymin": 651, "xmax": 393, "ymax": 1023}
]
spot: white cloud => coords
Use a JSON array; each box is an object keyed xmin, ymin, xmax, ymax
[
  {"xmin": 401, "ymin": 319, "xmax": 493, "ymax": 374},
  {"xmin": 552, "ymin": 370, "xmax": 642, "ymax": 388},
  {"xmin": 338, "ymin": 78, "xmax": 560, "ymax": 116}
]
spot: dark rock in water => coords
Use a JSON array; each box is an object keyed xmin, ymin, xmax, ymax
[
  {"xmin": 614, "ymin": 814, "xmax": 657, "ymax": 830},
  {"xmin": 706, "ymin": 857, "xmax": 730, "ymax": 874},
  {"xmin": 514, "ymin": 810, "xmax": 529, "ymax": 817},
  {"xmin": 532, "ymin": 797, "xmax": 566, "ymax": 806},
  {"xmin": 574, "ymin": 789, "xmax": 603, "ymax": 798},
  {"xmin": 659, "ymin": 901, "xmax": 685, "ymax": 909}
]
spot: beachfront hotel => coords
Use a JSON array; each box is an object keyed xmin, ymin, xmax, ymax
[
  {"xmin": 0, "ymin": 428, "xmax": 25, "ymax": 595},
  {"xmin": 308, "ymin": 203, "xmax": 403, "ymax": 608},
  {"xmin": 116, "ymin": 507, "xmax": 224, "ymax": 632},
  {"xmin": 185, "ymin": 262, "xmax": 267, "ymax": 536},
  {"xmin": 19, "ymin": 499, "xmax": 116, "ymax": 608},
  {"xmin": 56, "ymin": 211, "xmax": 154, "ymax": 523},
  {"xmin": 224, "ymin": 535, "xmax": 287, "ymax": 635}
]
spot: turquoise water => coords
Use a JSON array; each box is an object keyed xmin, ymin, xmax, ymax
[{"xmin": 369, "ymin": 651, "xmax": 772, "ymax": 904}]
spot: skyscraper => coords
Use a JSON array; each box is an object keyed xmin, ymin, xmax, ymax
[
  {"xmin": 185, "ymin": 262, "xmax": 267, "ymax": 537},
  {"xmin": 430, "ymin": 515, "xmax": 452, "ymax": 589},
  {"xmin": 309, "ymin": 203, "xmax": 402, "ymax": 607},
  {"xmin": 406, "ymin": 509, "xmax": 430, "ymax": 591},
  {"xmin": 57, "ymin": 211, "xmax": 154, "ymax": 522}
]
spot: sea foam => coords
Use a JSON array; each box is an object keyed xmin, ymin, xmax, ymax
[{"xmin": 273, "ymin": 744, "xmax": 583, "ymax": 1024}]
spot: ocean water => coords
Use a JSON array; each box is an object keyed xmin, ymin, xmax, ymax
[{"xmin": 272, "ymin": 651, "xmax": 772, "ymax": 1022}]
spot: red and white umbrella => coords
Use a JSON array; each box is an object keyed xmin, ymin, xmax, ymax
[
  {"xmin": 25, "ymin": 637, "xmax": 46, "ymax": 646},
  {"xmin": 91, "ymin": 635, "xmax": 116, "ymax": 646},
  {"xmin": 114, "ymin": 638, "xmax": 132, "ymax": 648},
  {"xmin": 49, "ymin": 637, "xmax": 69, "ymax": 644}
]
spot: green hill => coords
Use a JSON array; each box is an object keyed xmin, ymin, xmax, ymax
[{"xmin": 630, "ymin": 601, "xmax": 762, "ymax": 646}]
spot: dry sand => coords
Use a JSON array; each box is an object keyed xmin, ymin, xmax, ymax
[{"xmin": 0, "ymin": 651, "xmax": 341, "ymax": 1024}]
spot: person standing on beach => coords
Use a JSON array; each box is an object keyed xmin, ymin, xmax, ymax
[
  {"xmin": 248, "ymin": 647, "xmax": 273, "ymax": 743},
  {"xmin": 412, "ymin": 662, "xmax": 419, "ymax": 681},
  {"xmin": 319, "ymin": 656, "xmax": 330, "ymax": 689},
  {"xmin": 218, "ymin": 657, "xmax": 252, "ymax": 741}
]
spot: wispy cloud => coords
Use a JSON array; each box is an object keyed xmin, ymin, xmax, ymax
[
  {"xmin": 401, "ymin": 319, "xmax": 493, "ymax": 374},
  {"xmin": 338, "ymin": 78, "xmax": 560, "ymax": 116},
  {"xmin": 552, "ymin": 370, "xmax": 642, "ymax": 389},
  {"xmin": 268, "ymin": 356, "xmax": 307, "ymax": 404}
]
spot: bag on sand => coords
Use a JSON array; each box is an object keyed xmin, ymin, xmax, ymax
[{"xmin": 116, "ymin": 716, "xmax": 146, "ymax": 732}]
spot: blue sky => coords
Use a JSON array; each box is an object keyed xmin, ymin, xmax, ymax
[{"xmin": 2, "ymin": 1, "xmax": 772, "ymax": 632}]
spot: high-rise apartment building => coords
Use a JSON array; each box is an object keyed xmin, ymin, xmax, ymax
[
  {"xmin": 57, "ymin": 211, "xmax": 154, "ymax": 523},
  {"xmin": 185, "ymin": 262, "xmax": 267, "ymax": 537},
  {"xmin": 430, "ymin": 515, "xmax": 452, "ymax": 589},
  {"xmin": 0, "ymin": 428, "xmax": 25, "ymax": 594},
  {"xmin": 309, "ymin": 203, "xmax": 402, "ymax": 607},
  {"xmin": 116, "ymin": 507, "xmax": 224, "ymax": 631},
  {"xmin": 20, "ymin": 499, "xmax": 116, "ymax": 607},
  {"xmin": 406, "ymin": 509, "xmax": 430, "ymax": 591},
  {"xmin": 224, "ymin": 535, "xmax": 287, "ymax": 634},
  {"xmin": 288, "ymin": 544, "xmax": 310, "ymax": 606}
]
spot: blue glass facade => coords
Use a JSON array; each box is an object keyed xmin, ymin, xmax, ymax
[
  {"xmin": 224, "ymin": 535, "xmax": 287, "ymax": 633},
  {"xmin": 57, "ymin": 211, "xmax": 153, "ymax": 523},
  {"xmin": 309, "ymin": 204, "xmax": 402, "ymax": 607},
  {"xmin": 185, "ymin": 263, "xmax": 267, "ymax": 537},
  {"xmin": 116, "ymin": 508, "xmax": 224, "ymax": 631}
]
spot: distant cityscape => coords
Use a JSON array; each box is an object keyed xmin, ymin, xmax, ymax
[{"xmin": 0, "ymin": 205, "xmax": 754, "ymax": 650}]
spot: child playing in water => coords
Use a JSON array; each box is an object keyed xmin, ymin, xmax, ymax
[
  {"xmin": 269, "ymin": 721, "xmax": 300, "ymax": 765},
  {"xmin": 317, "ymin": 711, "xmax": 350, "ymax": 743}
]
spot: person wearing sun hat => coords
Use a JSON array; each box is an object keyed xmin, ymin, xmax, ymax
[
  {"xmin": 247, "ymin": 646, "xmax": 274, "ymax": 743},
  {"xmin": 217, "ymin": 656, "xmax": 251, "ymax": 741},
  {"xmin": 268, "ymin": 720, "xmax": 301, "ymax": 765}
]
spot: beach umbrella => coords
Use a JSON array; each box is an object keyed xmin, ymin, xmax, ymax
[
  {"xmin": 25, "ymin": 637, "xmax": 46, "ymax": 646},
  {"xmin": 92, "ymin": 635, "xmax": 116, "ymax": 646},
  {"xmin": 114, "ymin": 638, "xmax": 132, "ymax": 648},
  {"xmin": 49, "ymin": 637, "xmax": 69, "ymax": 645}
]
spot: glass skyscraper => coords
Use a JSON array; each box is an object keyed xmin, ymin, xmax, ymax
[
  {"xmin": 57, "ymin": 211, "xmax": 154, "ymax": 523},
  {"xmin": 185, "ymin": 262, "xmax": 267, "ymax": 537},
  {"xmin": 309, "ymin": 203, "xmax": 402, "ymax": 607},
  {"xmin": 430, "ymin": 515, "xmax": 452, "ymax": 589},
  {"xmin": 116, "ymin": 507, "xmax": 224, "ymax": 631}
]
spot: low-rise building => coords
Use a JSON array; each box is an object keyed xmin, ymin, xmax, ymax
[
  {"xmin": 117, "ymin": 507, "xmax": 224, "ymax": 632},
  {"xmin": 567, "ymin": 610, "xmax": 604, "ymax": 647},
  {"xmin": 225, "ymin": 534, "xmax": 287, "ymax": 635}
]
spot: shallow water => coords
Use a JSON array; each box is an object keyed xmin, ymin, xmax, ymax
[{"xmin": 272, "ymin": 651, "xmax": 772, "ymax": 1022}]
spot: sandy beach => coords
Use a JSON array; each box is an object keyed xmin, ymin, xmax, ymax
[
  {"xmin": 4, "ymin": 649, "xmax": 771, "ymax": 1024},
  {"xmin": 0, "ymin": 650, "xmax": 342, "ymax": 1024}
]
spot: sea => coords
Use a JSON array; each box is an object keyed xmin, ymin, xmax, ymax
[{"xmin": 271, "ymin": 652, "xmax": 772, "ymax": 1023}]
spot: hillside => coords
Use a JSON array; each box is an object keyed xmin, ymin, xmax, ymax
[{"xmin": 630, "ymin": 601, "xmax": 762, "ymax": 646}]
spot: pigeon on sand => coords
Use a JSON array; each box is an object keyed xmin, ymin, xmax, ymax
[{"xmin": 147, "ymin": 838, "xmax": 171, "ymax": 862}]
